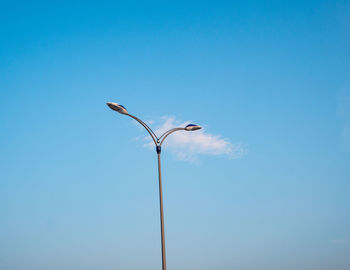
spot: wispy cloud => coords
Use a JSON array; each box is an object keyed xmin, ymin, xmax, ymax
[
  {"xmin": 342, "ymin": 125, "xmax": 350, "ymax": 148},
  {"xmin": 337, "ymin": 90, "xmax": 350, "ymax": 150},
  {"xmin": 141, "ymin": 116, "xmax": 247, "ymax": 162},
  {"xmin": 331, "ymin": 237, "xmax": 350, "ymax": 244}
]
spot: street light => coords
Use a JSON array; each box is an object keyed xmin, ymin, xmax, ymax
[{"xmin": 106, "ymin": 102, "xmax": 201, "ymax": 270}]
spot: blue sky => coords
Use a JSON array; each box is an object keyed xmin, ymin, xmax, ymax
[{"xmin": 1, "ymin": 1, "xmax": 350, "ymax": 269}]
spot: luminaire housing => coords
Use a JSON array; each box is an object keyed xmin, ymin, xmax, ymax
[
  {"xmin": 106, "ymin": 102, "xmax": 128, "ymax": 115},
  {"xmin": 184, "ymin": 124, "xmax": 202, "ymax": 131}
]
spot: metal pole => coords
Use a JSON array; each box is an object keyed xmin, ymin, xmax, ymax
[{"xmin": 156, "ymin": 145, "xmax": 167, "ymax": 270}]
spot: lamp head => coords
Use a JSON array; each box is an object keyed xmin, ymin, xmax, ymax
[
  {"xmin": 106, "ymin": 102, "xmax": 128, "ymax": 115},
  {"xmin": 184, "ymin": 124, "xmax": 202, "ymax": 131}
]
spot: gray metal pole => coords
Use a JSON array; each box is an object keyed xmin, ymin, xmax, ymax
[{"xmin": 156, "ymin": 146, "xmax": 167, "ymax": 270}]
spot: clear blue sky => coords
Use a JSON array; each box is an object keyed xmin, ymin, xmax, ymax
[{"xmin": 1, "ymin": 1, "xmax": 350, "ymax": 269}]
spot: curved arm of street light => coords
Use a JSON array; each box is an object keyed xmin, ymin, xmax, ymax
[
  {"xmin": 127, "ymin": 114, "xmax": 158, "ymax": 145},
  {"xmin": 158, "ymin": 127, "xmax": 183, "ymax": 141},
  {"xmin": 159, "ymin": 128, "xmax": 185, "ymax": 146}
]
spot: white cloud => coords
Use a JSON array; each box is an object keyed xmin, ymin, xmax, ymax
[
  {"xmin": 337, "ymin": 90, "xmax": 350, "ymax": 150},
  {"xmin": 337, "ymin": 92, "xmax": 350, "ymax": 117},
  {"xmin": 332, "ymin": 237, "xmax": 350, "ymax": 244},
  {"xmin": 142, "ymin": 116, "xmax": 247, "ymax": 162},
  {"xmin": 342, "ymin": 125, "xmax": 350, "ymax": 148}
]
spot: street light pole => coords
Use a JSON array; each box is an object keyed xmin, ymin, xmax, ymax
[
  {"xmin": 156, "ymin": 145, "xmax": 167, "ymax": 270},
  {"xmin": 106, "ymin": 102, "xmax": 201, "ymax": 270}
]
